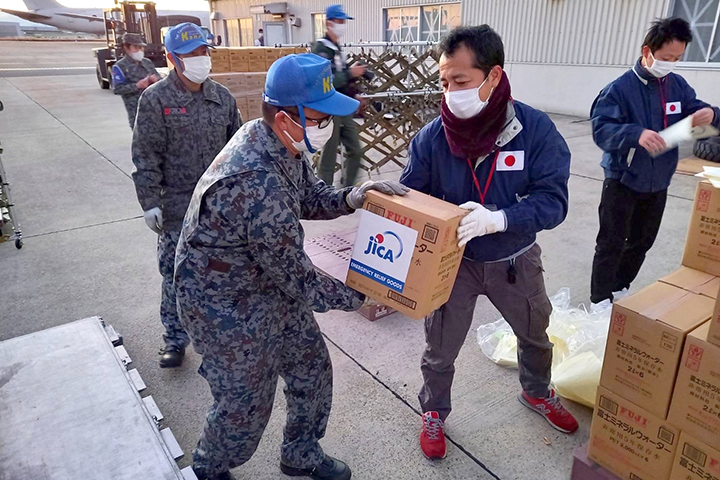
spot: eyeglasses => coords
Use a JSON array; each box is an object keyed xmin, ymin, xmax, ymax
[{"xmin": 281, "ymin": 109, "xmax": 334, "ymax": 129}]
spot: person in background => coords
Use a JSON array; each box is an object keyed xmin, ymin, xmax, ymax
[
  {"xmin": 254, "ymin": 28, "xmax": 264, "ymax": 46},
  {"xmin": 312, "ymin": 4, "xmax": 365, "ymax": 187},
  {"xmin": 216, "ymin": 34, "xmax": 222, "ymax": 46},
  {"xmin": 399, "ymin": 25, "xmax": 578, "ymax": 461},
  {"xmin": 112, "ymin": 33, "xmax": 160, "ymax": 129},
  {"xmin": 175, "ymin": 53, "xmax": 407, "ymax": 480},
  {"xmin": 131, "ymin": 22, "xmax": 241, "ymax": 369},
  {"xmin": 589, "ymin": 18, "xmax": 720, "ymax": 311}
]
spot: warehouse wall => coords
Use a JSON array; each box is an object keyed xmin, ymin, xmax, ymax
[{"xmin": 209, "ymin": 0, "xmax": 720, "ymax": 117}]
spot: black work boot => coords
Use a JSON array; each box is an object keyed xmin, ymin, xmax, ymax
[
  {"xmin": 158, "ymin": 345, "xmax": 185, "ymax": 368},
  {"xmin": 280, "ymin": 455, "xmax": 351, "ymax": 480},
  {"xmin": 192, "ymin": 468, "xmax": 236, "ymax": 480}
]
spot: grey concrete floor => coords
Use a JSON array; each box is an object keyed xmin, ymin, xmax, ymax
[{"xmin": 0, "ymin": 42, "xmax": 703, "ymax": 480}]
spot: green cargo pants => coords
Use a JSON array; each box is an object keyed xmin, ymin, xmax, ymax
[{"xmin": 318, "ymin": 114, "xmax": 362, "ymax": 188}]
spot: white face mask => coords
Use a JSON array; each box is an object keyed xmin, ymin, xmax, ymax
[
  {"xmin": 282, "ymin": 112, "xmax": 334, "ymax": 153},
  {"xmin": 646, "ymin": 52, "xmax": 678, "ymax": 78},
  {"xmin": 129, "ymin": 50, "xmax": 144, "ymax": 62},
  {"xmin": 444, "ymin": 76, "xmax": 492, "ymax": 119},
  {"xmin": 329, "ymin": 22, "xmax": 346, "ymax": 39},
  {"xmin": 180, "ymin": 55, "xmax": 212, "ymax": 84}
]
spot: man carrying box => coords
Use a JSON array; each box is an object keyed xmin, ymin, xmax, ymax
[
  {"xmin": 589, "ymin": 18, "xmax": 720, "ymax": 311},
  {"xmin": 174, "ymin": 54, "xmax": 407, "ymax": 480},
  {"xmin": 399, "ymin": 25, "xmax": 577, "ymax": 460}
]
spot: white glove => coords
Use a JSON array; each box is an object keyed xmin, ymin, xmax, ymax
[
  {"xmin": 457, "ymin": 202, "xmax": 506, "ymax": 247},
  {"xmin": 346, "ymin": 180, "xmax": 410, "ymax": 210},
  {"xmin": 143, "ymin": 207, "xmax": 163, "ymax": 234}
]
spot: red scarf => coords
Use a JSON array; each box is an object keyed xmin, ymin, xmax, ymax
[{"xmin": 441, "ymin": 71, "xmax": 512, "ymax": 159}]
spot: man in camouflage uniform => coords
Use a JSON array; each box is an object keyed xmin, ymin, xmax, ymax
[
  {"xmin": 175, "ymin": 54, "xmax": 408, "ymax": 480},
  {"xmin": 132, "ymin": 23, "xmax": 241, "ymax": 368},
  {"xmin": 112, "ymin": 33, "xmax": 160, "ymax": 129}
]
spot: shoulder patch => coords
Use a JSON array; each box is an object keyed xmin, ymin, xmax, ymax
[{"xmin": 111, "ymin": 65, "xmax": 125, "ymax": 86}]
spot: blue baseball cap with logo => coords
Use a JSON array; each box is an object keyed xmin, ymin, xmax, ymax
[
  {"xmin": 164, "ymin": 22, "xmax": 212, "ymax": 55},
  {"xmin": 326, "ymin": 4, "xmax": 353, "ymax": 20},
  {"xmin": 264, "ymin": 53, "xmax": 359, "ymax": 117}
]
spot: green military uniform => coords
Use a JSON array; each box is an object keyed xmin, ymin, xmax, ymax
[{"xmin": 312, "ymin": 37, "xmax": 362, "ymax": 187}]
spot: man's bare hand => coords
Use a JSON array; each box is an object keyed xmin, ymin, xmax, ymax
[
  {"xmin": 350, "ymin": 64, "xmax": 367, "ymax": 78},
  {"xmin": 692, "ymin": 107, "xmax": 715, "ymax": 127},
  {"xmin": 639, "ymin": 129, "xmax": 666, "ymax": 154},
  {"xmin": 148, "ymin": 74, "xmax": 160, "ymax": 84},
  {"xmin": 136, "ymin": 77, "xmax": 150, "ymax": 89}
]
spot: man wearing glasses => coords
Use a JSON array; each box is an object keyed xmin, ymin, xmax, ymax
[{"xmin": 174, "ymin": 54, "xmax": 407, "ymax": 480}]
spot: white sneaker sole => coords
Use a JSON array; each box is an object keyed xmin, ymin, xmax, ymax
[{"xmin": 517, "ymin": 394, "xmax": 574, "ymax": 434}]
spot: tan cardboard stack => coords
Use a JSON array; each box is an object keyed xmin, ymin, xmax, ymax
[
  {"xmin": 584, "ymin": 180, "xmax": 720, "ymax": 480},
  {"xmin": 208, "ymin": 72, "xmax": 266, "ymax": 120}
]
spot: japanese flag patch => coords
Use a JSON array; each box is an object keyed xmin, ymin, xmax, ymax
[
  {"xmin": 496, "ymin": 151, "xmax": 525, "ymax": 171},
  {"xmin": 666, "ymin": 101, "xmax": 681, "ymax": 115}
]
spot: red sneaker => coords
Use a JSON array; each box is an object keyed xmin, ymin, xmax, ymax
[
  {"xmin": 419, "ymin": 411, "xmax": 447, "ymax": 459},
  {"xmin": 518, "ymin": 389, "xmax": 579, "ymax": 434}
]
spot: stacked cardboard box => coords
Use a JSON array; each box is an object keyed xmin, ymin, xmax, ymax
[
  {"xmin": 209, "ymin": 48, "xmax": 231, "ymax": 73},
  {"xmin": 209, "ymin": 72, "xmax": 266, "ymax": 121},
  {"xmin": 587, "ymin": 180, "xmax": 720, "ymax": 480}
]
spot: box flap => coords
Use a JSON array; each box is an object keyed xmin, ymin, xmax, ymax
[
  {"xmin": 366, "ymin": 190, "xmax": 467, "ymax": 221},
  {"xmin": 615, "ymin": 282, "xmax": 686, "ymax": 314},
  {"xmin": 660, "ymin": 266, "xmax": 717, "ymax": 292},
  {"xmin": 656, "ymin": 294, "xmax": 714, "ymax": 332},
  {"xmin": 696, "ymin": 276, "xmax": 720, "ymax": 299},
  {"xmin": 689, "ymin": 321, "xmax": 712, "ymax": 340}
]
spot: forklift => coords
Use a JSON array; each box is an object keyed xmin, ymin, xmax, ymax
[{"xmin": 93, "ymin": 1, "xmax": 166, "ymax": 90}]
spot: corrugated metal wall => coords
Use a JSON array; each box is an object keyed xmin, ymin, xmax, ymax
[
  {"xmin": 464, "ymin": 0, "xmax": 671, "ymax": 66},
  {"xmin": 211, "ymin": 0, "xmax": 672, "ymax": 65},
  {"xmin": 210, "ymin": 0, "xmax": 461, "ymax": 44}
]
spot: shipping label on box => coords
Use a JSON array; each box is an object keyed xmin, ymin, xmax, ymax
[
  {"xmin": 345, "ymin": 190, "xmax": 466, "ymax": 320},
  {"xmin": 667, "ymin": 322, "xmax": 720, "ymax": 448},
  {"xmin": 600, "ymin": 282, "xmax": 714, "ymax": 419},
  {"xmin": 669, "ymin": 432, "xmax": 720, "ymax": 480},
  {"xmin": 349, "ymin": 210, "xmax": 417, "ymax": 293},
  {"xmin": 589, "ymin": 386, "xmax": 679, "ymax": 480},
  {"xmin": 683, "ymin": 181, "xmax": 720, "ymax": 276}
]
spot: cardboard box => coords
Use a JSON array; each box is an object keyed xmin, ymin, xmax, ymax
[
  {"xmin": 589, "ymin": 386, "xmax": 680, "ymax": 480},
  {"xmin": 668, "ymin": 431, "xmax": 720, "ymax": 480},
  {"xmin": 357, "ymin": 301, "xmax": 396, "ymax": 322},
  {"xmin": 660, "ymin": 266, "xmax": 720, "ymax": 299},
  {"xmin": 600, "ymin": 282, "xmax": 714, "ymax": 418},
  {"xmin": 571, "ymin": 444, "xmax": 622, "ymax": 480},
  {"xmin": 683, "ymin": 181, "xmax": 720, "ymax": 276},
  {"xmin": 711, "ymin": 295, "xmax": 720, "ymax": 347},
  {"xmin": 248, "ymin": 60, "xmax": 267, "ymax": 72},
  {"xmin": 230, "ymin": 57, "xmax": 249, "ymax": 72},
  {"xmin": 667, "ymin": 322, "xmax": 720, "ymax": 448},
  {"xmin": 344, "ymin": 190, "xmax": 466, "ymax": 320}
]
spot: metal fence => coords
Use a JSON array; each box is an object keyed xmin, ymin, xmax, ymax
[{"xmin": 278, "ymin": 41, "xmax": 442, "ymax": 175}]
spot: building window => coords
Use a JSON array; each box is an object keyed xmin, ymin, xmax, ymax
[
  {"xmin": 670, "ymin": 0, "xmax": 720, "ymax": 62},
  {"xmin": 384, "ymin": 3, "xmax": 460, "ymax": 42},
  {"xmin": 313, "ymin": 13, "xmax": 326, "ymax": 40}
]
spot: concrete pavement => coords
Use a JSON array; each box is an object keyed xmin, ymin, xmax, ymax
[{"xmin": 0, "ymin": 41, "xmax": 704, "ymax": 480}]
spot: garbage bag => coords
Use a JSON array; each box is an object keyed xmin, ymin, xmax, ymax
[{"xmin": 476, "ymin": 288, "xmax": 612, "ymax": 408}]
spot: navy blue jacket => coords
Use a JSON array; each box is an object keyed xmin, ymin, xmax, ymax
[
  {"xmin": 399, "ymin": 101, "xmax": 571, "ymax": 263},
  {"xmin": 591, "ymin": 59, "xmax": 720, "ymax": 193}
]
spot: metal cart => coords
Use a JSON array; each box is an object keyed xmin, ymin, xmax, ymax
[{"xmin": 0, "ymin": 100, "xmax": 23, "ymax": 249}]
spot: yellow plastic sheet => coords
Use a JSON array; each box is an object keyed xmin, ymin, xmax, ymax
[{"xmin": 477, "ymin": 288, "xmax": 611, "ymax": 408}]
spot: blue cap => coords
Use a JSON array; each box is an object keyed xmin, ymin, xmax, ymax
[
  {"xmin": 164, "ymin": 22, "xmax": 212, "ymax": 55},
  {"xmin": 263, "ymin": 54, "xmax": 359, "ymax": 117},
  {"xmin": 326, "ymin": 4, "xmax": 353, "ymax": 20}
]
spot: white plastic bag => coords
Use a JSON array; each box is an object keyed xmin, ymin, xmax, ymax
[{"xmin": 476, "ymin": 288, "xmax": 611, "ymax": 408}]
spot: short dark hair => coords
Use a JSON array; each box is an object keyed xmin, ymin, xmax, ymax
[
  {"xmin": 642, "ymin": 18, "xmax": 693, "ymax": 53},
  {"xmin": 262, "ymin": 102, "xmax": 298, "ymax": 125},
  {"xmin": 259, "ymin": 29, "xmax": 263, "ymax": 33},
  {"xmin": 437, "ymin": 25, "xmax": 504, "ymax": 75}
]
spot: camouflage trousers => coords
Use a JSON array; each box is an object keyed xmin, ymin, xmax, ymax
[
  {"xmin": 157, "ymin": 228, "xmax": 190, "ymax": 349},
  {"xmin": 175, "ymin": 259, "xmax": 332, "ymax": 477}
]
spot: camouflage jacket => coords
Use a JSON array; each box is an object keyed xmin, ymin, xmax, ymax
[
  {"xmin": 131, "ymin": 69, "xmax": 241, "ymax": 230},
  {"xmin": 112, "ymin": 55, "xmax": 159, "ymax": 127},
  {"xmin": 175, "ymin": 119, "xmax": 364, "ymax": 313}
]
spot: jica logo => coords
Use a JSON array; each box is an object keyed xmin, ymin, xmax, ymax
[{"xmin": 363, "ymin": 231, "xmax": 404, "ymax": 263}]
